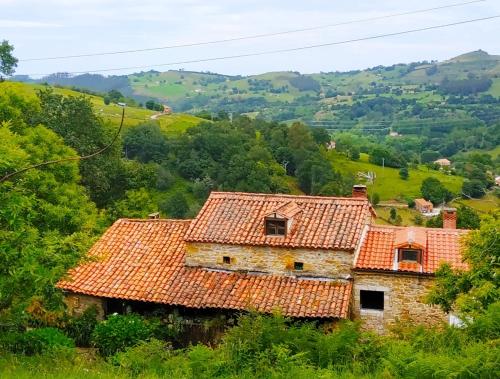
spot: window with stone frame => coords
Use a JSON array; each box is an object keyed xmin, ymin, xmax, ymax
[
  {"xmin": 265, "ymin": 218, "xmax": 287, "ymax": 236},
  {"xmin": 360, "ymin": 290, "xmax": 384, "ymax": 311},
  {"xmin": 222, "ymin": 256, "xmax": 231, "ymax": 264},
  {"xmin": 398, "ymin": 248, "xmax": 421, "ymax": 263},
  {"xmin": 294, "ymin": 261, "xmax": 304, "ymax": 271}
]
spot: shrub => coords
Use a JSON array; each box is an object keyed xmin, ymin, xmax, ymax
[
  {"xmin": 64, "ymin": 306, "xmax": 98, "ymax": 347},
  {"xmin": 91, "ymin": 314, "xmax": 157, "ymax": 356},
  {"xmin": 1, "ymin": 327, "xmax": 74, "ymax": 355},
  {"xmin": 112, "ymin": 339, "xmax": 173, "ymax": 376}
]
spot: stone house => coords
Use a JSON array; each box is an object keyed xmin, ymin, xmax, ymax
[
  {"xmin": 58, "ymin": 187, "xmax": 468, "ymax": 333},
  {"xmin": 434, "ymin": 158, "xmax": 451, "ymax": 167},
  {"xmin": 414, "ymin": 198, "xmax": 433, "ymax": 214}
]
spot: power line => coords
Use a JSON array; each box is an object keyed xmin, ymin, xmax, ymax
[
  {"xmin": 19, "ymin": 0, "xmax": 486, "ymax": 62},
  {"xmin": 20, "ymin": 15, "xmax": 500, "ymax": 77}
]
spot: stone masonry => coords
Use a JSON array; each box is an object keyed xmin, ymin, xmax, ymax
[
  {"xmin": 352, "ymin": 271, "xmax": 447, "ymax": 333},
  {"xmin": 185, "ymin": 242, "xmax": 353, "ymax": 278},
  {"xmin": 64, "ymin": 293, "xmax": 105, "ymax": 320}
]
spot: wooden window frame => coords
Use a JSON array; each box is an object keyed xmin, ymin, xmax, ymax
[
  {"xmin": 265, "ymin": 218, "xmax": 287, "ymax": 236},
  {"xmin": 398, "ymin": 248, "xmax": 421, "ymax": 263}
]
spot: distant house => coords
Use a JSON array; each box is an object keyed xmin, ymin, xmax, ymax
[
  {"xmin": 414, "ymin": 198, "xmax": 433, "ymax": 214},
  {"xmin": 162, "ymin": 105, "xmax": 172, "ymax": 114},
  {"xmin": 434, "ymin": 158, "xmax": 451, "ymax": 167},
  {"xmin": 389, "ymin": 131, "xmax": 401, "ymax": 137},
  {"xmin": 327, "ymin": 141, "xmax": 336, "ymax": 150},
  {"xmin": 495, "ymin": 176, "xmax": 500, "ymax": 186}
]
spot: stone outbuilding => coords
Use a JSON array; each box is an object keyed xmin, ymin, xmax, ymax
[
  {"xmin": 414, "ymin": 198, "xmax": 433, "ymax": 214},
  {"xmin": 58, "ymin": 189, "xmax": 468, "ymax": 333}
]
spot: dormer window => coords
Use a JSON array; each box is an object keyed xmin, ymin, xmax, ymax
[
  {"xmin": 398, "ymin": 248, "xmax": 421, "ymax": 263},
  {"xmin": 265, "ymin": 218, "xmax": 286, "ymax": 236}
]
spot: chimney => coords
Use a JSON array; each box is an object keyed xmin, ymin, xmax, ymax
[
  {"xmin": 352, "ymin": 184, "xmax": 367, "ymax": 198},
  {"xmin": 148, "ymin": 212, "xmax": 160, "ymax": 219},
  {"xmin": 442, "ymin": 208, "xmax": 456, "ymax": 229}
]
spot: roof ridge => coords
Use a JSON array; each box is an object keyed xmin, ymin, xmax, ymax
[
  {"xmin": 209, "ymin": 191, "xmax": 369, "ymax": 202},
  {"xmin": 117, "ymin": 218, "xmax": 193, "ymax": 223}
]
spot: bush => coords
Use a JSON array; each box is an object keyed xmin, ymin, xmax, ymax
[
  {"xmin": 1, "ymin": 327, "xmax": 74, "ymax": 355},
  {"xmin": 64, "ymin": 306, "xmax": 98, "ymax": 347},
  {"xmin": 92, "ymin": 314, "xmax": 157, "ymax": 356},
  {"xmin": 112, "ymin": 339, "xmax": 174, "ymax": 376}
]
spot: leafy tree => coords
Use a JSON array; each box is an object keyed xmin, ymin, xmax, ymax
[
  {"xmin": 457, "ymin": 205, "xmax": 481, "ymax": 229},
  {"xmin": 461, "ymin": 179, "xmax": 485, "ymax": 199},
  {"xmin": 103, "ymin": 96, "xmax": 110, "ymax": 105},
  {"xmin": 428, "ymin": 214, "xmax": 499, "ymax": 317},
  {"xmin": 389, "ymin": 208, "xmax": 397, "ymax": 221},
  {"xmin": 123, "ymin": 122, "xmax": 169, "ymax": 163},
  {"xmin": 371, "ymin": 193, "xmax": 380, "ymax": 206},
  {"xmin": 311, "ymin": 127, "xmax": 330, "ymax": 146},
  {"xmin": 0, "ymin": 40, "xmax": 18, "ymax": 77},
  {"xmin": 399, "ymin": 167, "xmax": 409, "ymax": 180},
  {"xmin": 35, "ymin": 89, "xmax": 124, "ymax": 207},
  {"xmin": 0, "ymin": 91, "xmax": 100, "ymax": 326},
  {"xmin": 414, "ymin": 213, "xmax": 423, "ymax": 225},
  {"xmin": 421, "ymin": 177, "xmax": 452, "ymax": 205},
  {"xmin": 159, "ymin": 192, "xmax": 189, "ymax": 219}
]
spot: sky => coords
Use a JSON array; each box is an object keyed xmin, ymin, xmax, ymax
[{"xmin": 1, "ymin": 0, "xmax": 499, "ymax": 78}]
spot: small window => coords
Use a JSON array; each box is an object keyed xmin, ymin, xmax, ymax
[
  {"xmin": 399, "ymin": 249, "xmax": 421, "ymax": 263},
  {"xmin": 222, "ymin": 256, "xmax": 231, "ymax": 264},
  {"xmin": 294, "ymin": 262, "xmax": 304, "ymax": 271},
  {"xmin": 265, "ymin": 218, "xmax": 286, "ymax": 236},
  {"xmin": 360, "ymin": 290, "xmax": 384, "ymax": 311}
]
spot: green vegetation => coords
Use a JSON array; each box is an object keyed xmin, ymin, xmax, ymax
[
  {"xmin": 328, "ymin": 152, "xmax": 463, "ymax": 201},
  {"xmin": 1, "ymin": 214, "xmax": 497, "ymax": 378}
]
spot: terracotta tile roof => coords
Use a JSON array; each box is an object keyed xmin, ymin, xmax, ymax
[
  {"xmin": 185, "ymin": 192, "xmax": 373, "ymax": 250},
  {"xmin": 58, "ymin": 219, "xmax": 351, "ymax": 318},
  {"xmin": 355, "ymin": 225, "xmax": 469, "ymax": 274}
]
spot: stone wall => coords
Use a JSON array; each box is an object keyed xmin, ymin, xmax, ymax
[
  {"xmin": 64, "ymin": 292, "xmax": 105, "ymax": 320},
  {"xmin": 185, "ymin": 242, "xmax": 353, "ymax": 278},
  {"xmin": 352, "ymin": 271, "xmax": 447, "ymax": 334}
]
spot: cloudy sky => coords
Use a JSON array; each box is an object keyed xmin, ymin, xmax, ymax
[{"xmin": 2, "ymin": 0, "xmax": 499, "ymax": 77}]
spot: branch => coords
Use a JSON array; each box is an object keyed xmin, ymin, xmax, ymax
[{"xmin": 0, "ymin": 107, "xmax": 125, "ymax": 184}]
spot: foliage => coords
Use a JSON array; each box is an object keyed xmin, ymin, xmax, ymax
[
  {"xmin": 428, "ymin": 214, "xmax": 500, "ymax": 317},
  {"xmin": 421, "ymin": 177, "xmax": 452, "ymax": 205},
  {"xmin": 399, "ymin": 167, "xmax": 409, "ymax": 180},
  {"xmin": 159, "ymin": 191, "xmax": 189, "ymax": 219},
  {"xmin": 91, "ymin": 314, "xmax": 158, "ymax": 356},
  {"xmin": 371, "ymin": 192, "xmax": 380, "ymax": 206},
  {"xmin": 462, "ymin": 179, "xmax": 486, "ymax": 199},
  {"xmin": 35, "ymin": 88, "xmax": 125, "ymax": 207},
  {"xmin": 123, "ymin": 122, "xmax": 169, "ymax": 163},
  {"xmin": 0, "ymin": 327, "xmax": 74, "ymax": 355},
  {"xmin": 64, "ymin": 306, "xmax": 99, "ymax": 347},
  {"xmin": 0, "ymin": 40, "xmax": 18, "ymax": 76},
  {"xmin": 0, "ymin": 89, "xmax": 100, "ymax": 330}
]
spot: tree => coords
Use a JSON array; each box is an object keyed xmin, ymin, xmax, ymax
[
  {"xmin": 159, "ymin": 192, "xmax": 189, "ymax": 219},
  {"xmin": 0, "ymin": 40, "xmax": 18, "ymax": 77},
  {"xmin": 421, "ymin": 177, "xmax": 452, "ymax": 205},
  {"xmin": 371, "ymin": 193, "xmax": 380, "ymax": 206},
  {"xmin": 428, "ymin": 214, "xmax": 499, "ymax": 317},
  {"xmin": 462, "ymin": 179, "xmax": 485, "ymax": 199},
  {"xmin": 123, "ymin": 122, "xmax": 169, "ymax": 163},
  {"xmin": 457, "ymin": 205, "xmax": 481, "ymax": 229},
  {"xmin": 399, "ymin": 167, "xmax": 409, "ymax": 180},
  {"xmin": 103, "ymin": 96, "xmax": 111, "ymax": 105},
  {"xmin": 390, "ymin": 208, "xmax": 397, "ymax": 221}
]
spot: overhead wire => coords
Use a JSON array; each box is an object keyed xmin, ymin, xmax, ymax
[
  {"xmin": 19, "ymin": 0, "xmax": 487, "ymax": 62},
  {"xmin": 20, "ymin": 15, "xmax": 500, "ymax": 77}
]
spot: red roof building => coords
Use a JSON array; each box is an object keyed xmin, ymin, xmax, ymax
[{"xmin": 58, "ymin": 190, "xmax": 470, "ymax": 332}]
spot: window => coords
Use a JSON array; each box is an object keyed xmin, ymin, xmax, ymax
[
  {"xmin": 360, "ymin": 290, "xmax": 384, "ymax": 311},
  {"xmin": 294, "ymin": 262, "xmax": 304, "ymax": 271},
  {"xmin": 222, "ymin": 256, "xmax": 231, "ymax": 264},
  {"xmin": 399, "ymin": 249, "xmax": 421, "ymax": 263},
  {"xmin": 265, "ymin": 218, "xmax": 286, "ymax": 236}
]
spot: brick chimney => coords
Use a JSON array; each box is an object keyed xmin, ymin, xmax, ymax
[
  {"xmin": 442, "ymin": 208, "xmax": 456, "ymax": 229},
  {"xmin": 352, "ymin": 184, "xmax": 367, "ymax": 198}
]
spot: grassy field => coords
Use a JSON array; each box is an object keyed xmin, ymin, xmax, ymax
[
  {"xmin": 374, "ymin": 206, "xmax": 422, "ymax": 227},
  {"xmin": 452, "ymin": 193, "xmax": 500, "ymax": 214},
  {"xmin": 1, "ymin": 81, "xmax": 205, "ymax": 132},
  {"xmin": 328, "ymin": 152, "xmax": 464, "ymax": 201}
]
